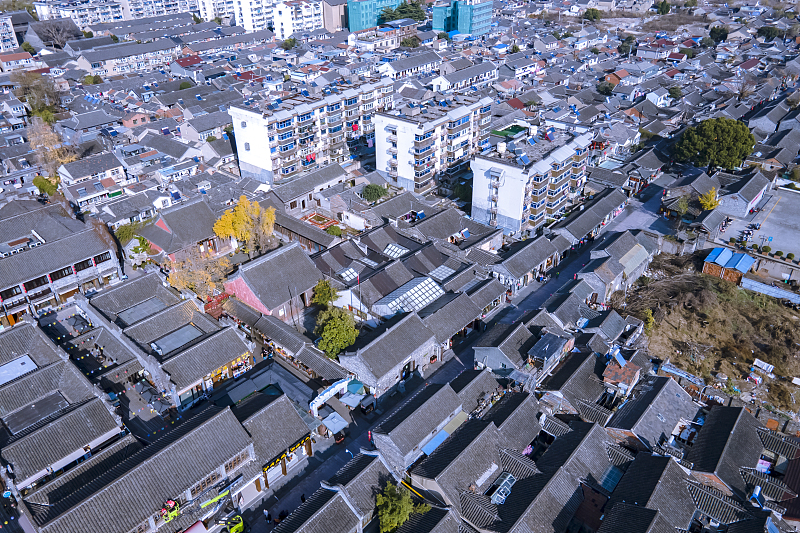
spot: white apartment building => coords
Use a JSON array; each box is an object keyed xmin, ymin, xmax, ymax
[
  {"xmin": 199, "ymin": 0, "xmax": 235, "ymax": 26},
  {"xmin": 0, "ymin": 16, "xmax": 18, "ymax": 53},
  {"xmin": 273, "ymin": 0, "xmax": 322, "ymax": 39},
  {"xmin": 229, "ymin": 79, "xmax": 394, "ymax": 184},
  {"xmin": 374, "ymin": 95, "xmax": 493, "ymax": 193},
  {"xmin": 237, "ymin": 0, "xmax": 270, "ymax": 31},
  {"xmin": 35, "ymin": 0, "xmax": 183, "ymax": 25},
  {"xmin": 76, "ymin": 39, "xmax": 181, "ymax": 75},
  {"xmin": 471, "ymin": 127, "xmax": 592, "ymax": 235}
]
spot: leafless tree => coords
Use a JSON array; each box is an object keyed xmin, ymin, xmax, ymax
[
  {"xmin": 737, "ymin": 75, "xmax": 757, "ymax": 101},
  {"xmin": 37, "ymin": 20, "xmax": 77, "ymax": 48}
]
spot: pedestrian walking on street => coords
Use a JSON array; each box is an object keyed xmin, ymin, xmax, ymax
[
  {"xmin": 555, "ymin": 272, "xmax": 560, "ymax": 279},
  {"xmin": 301, "ymin": 494, "xmax": 306, "ymax": 503},
  {"xmin": 264, "ymin": 510, "xmax": 271, "ymax": 523}
]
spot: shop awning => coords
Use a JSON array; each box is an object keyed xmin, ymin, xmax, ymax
[
  {"xmin": 347, "ymin": 380, "xmax": 366, "ymax": 394},
  {"xmin": 322, "ymin": 412, "xmax": 348, "ymax": 434},
  {"xmin": 339, "ymin": 392, "xmax": 365, "ymax": 408}
]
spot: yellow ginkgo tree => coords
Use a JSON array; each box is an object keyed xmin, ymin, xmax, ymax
[{"xmin": 213, "ymin": 195, "xmax": 276, "ymax": 256}]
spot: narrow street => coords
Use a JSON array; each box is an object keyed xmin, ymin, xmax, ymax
[{"xmin": 241, "ymin": 171, "xmax": 681, "ymax": 531}]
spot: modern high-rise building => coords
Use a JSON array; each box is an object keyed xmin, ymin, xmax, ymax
[
  {"xmin": 374, "ymin": 95, "xmax": 493, "ymax": 193},
  {"xmin": 273, "ymin": 0, "xmax": 323, "ymax": 39},
  {"xmin": 346, "ymin": 0, "xmax": 400, "ymax": 31},
  {"xmin": 229, "ymin": 79, "xmax": 395, "ymax": 184},
  {"xmin": 471, "ymin": 127, "xmax": 592, "ymax": 234},
  {"xmin": 432, "ymin": 0, "xmax": 491, "ymax": 36}
]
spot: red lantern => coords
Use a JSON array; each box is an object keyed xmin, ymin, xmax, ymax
[{"xmin": 352, "ymin": 124, "xmax": 358, "ymax": 131}]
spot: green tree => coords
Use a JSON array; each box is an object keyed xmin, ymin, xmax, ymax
[
  {"xmin": 590, "ymin": 47, "xmax": 600, "ymax": 54},
  {"xmin": 312, "ymin": 279, "xmax": 339, "ymax": 308},
  {"xmin": 596, "ymin": 81, "xmax": 614, "ymax": 95},
  {"xmin": 509, "ymin": 43, "xmax": 520, "ymax": 53},
  {"xmin": 21, "ymin": 41, "xmax": 35, "ymax": 54},
  {"xmin": 674, "ymin": 117, "xmax": 755, "ymax": 170},
  {"xmin": 381, "ymin": 0, "xmax": 425, "ymax": 22},
  {"xmin": 791, "ymin": 166, "xmax": 800, "ymax": 181},
  {"xmin": 675, "ymin": 195, "xmax": 689, "ymax": 217},
  {"xmin": 400, "ymin": 36, "xmax": 420, "ymax": 47},
  {"xmin": 192, "ymin": 13, "xmax": 202, "ymax": 23},
  {"xmin": 618, "ymin": 34, "xmax": 636, "ymax": 56},
  {"xmin": 643, "ymin": 308, "xmax": 655, "ymax": 334},
  {"xmin": 83, "ymin": 74, "xmax": 96, "ymax": 85},
  {"xmin": 315, "ymin": 307, "xmax": 358, "ymax": 358},
  {"xmin": 362, "ymin": 183, "xmax": 387, "ymax": 202},
  {"xmin": 437, "ymin": 32, "xmax": 450, "ymax": 40},
  {"xmin": 701, "ymin": 36, "xmax": 715, "ymax": 47},
  {"xmin": 179, "ymin": 81, "xmax": 192, "ymax": 89},
  {"xmin": 32, "ymin": 175, "xmax": 57, "ymax": 195},
  {"xmin": 699, "ymin": 187, "xmax": 720, "ymax": 210},
  {"xmin": 668, "ymin": 86, "xmax": 682, "ymax": 99},
  {"xmin": 110, "ymin": 34, "xmax": 119, "ymax": 43},
  {"xmin": 710, "ymin": 25, "xmax": 728, "ymax": 43},
  {"xmin": 325, "ymin": 225, "xmax": 343, "ymax": 236},
  {"xmin": 82, "ymin": 30, "xmax": 93, "ymax": 38},
  {"xmin": 657, "ymin": 0, "xmax": 670, "ymax": 14},
  {"xmin": 583, "ymin": 7, "xmax": 601, "ymax": 21},
  {"xmin": 757, "ymin": 26, "xmax": 780, "ymax": 40},
  {"xmin": 114, "ymin": 222, "xmax": 142, "ymax": 245},
  {"xmin": 685, "ymin": 0, "xmax": 697, "ymax": 6},
  {"xmin": 11, "ymin": 70, "xmax": 59, "ymax": 115},
  {"xmin": 205, "ymin": 135, "xmax": 217, "ymax": 142},
  {"xmin": 281, "ymin": 37, "xmax": 297, "ymax": 49},
  {"xmin": 376, "ymin": 481, "xmax": 430, "ymax": 533},
  {"xmin": 679, "ymin": 47, "xmax": 694, "ymax": 58}
]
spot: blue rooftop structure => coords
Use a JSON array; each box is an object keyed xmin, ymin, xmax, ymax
[{"xmin": 705, "ymin": 247, "xmax": 755, "ymax": 273}]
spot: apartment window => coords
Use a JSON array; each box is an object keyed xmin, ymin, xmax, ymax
[
  {"xmin": 50, "ymin": 266, "xmax": 74, "ymax": 281},
  {"xmin": 0, "ymin": 286, "xmax": 21, "ymax": 300},
  {"xmin": 75, "ymin": 258, "xmax": 94, "ymax": 272},
  {"xmin": 277, "ymin": 119, "xmax": 292, "ymax": 128},
  {"xmin": 244, "ymin": 142, "xmax": 250, "ymax": 151},
  {"xmin": 23, "ymin": 276, "xmax": 48, "ymax": 291},
  {"xmin": 191, "ymin": 471, "xmax": 222, "ymax": 498},
  {"xmin": 225, "ymin": 450, "xmax": 249, "ymax": 474},
  {"xmin": 93, "ymin": 252, "xmax": 112, "ymax": 264},
  {"xmin": 278, "ymin": 131, "xmax": 293, "ymax": 140},
  {"xmin": 280, "ymin": 142, "xmax": 295, "ymax": 152}
]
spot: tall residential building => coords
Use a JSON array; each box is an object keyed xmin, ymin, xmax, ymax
[
  {"xmin": 229, "ymin": 79, "xmax": 394, "ymax": 184},
  {"xmin": 0, "ymin": 15, "xmax": 18, "ymax": 52},
  {"xmin": 273, "ymin": 0, "xmax": 322, "ymax": 39},
  {"xmin": 199, "ymin": 0, "xmax": 236, "ymax": 27},
  {"xmin": 374, "ymin": 95, "xmax": 493, "ymax": 193},
  {"xmin": 34, "ymin": 0, "xmax": 124, "ymax": 26},
  {"xmin": 471, "ymin": 127, "xmax": 592, "ymax": 235},
  {"xmin": 432, "ymin": 0, "xmax": 491, "ymax": 36},
  {"xmin": 346, "ymin": 0, "xmax": 400, "ymax": 31},
  {"xmin": 321, "ymin": 0, "xmax": 346, "ymax": 31}
]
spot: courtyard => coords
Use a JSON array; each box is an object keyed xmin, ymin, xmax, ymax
[{"xmin": 723, "ymin": 189, "xmax": 800, "ymax": 259}]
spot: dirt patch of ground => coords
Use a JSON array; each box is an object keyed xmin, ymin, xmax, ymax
[
  {"xmin": 612, "ymin": 252, "xmax": 800, "ymax": 411},
  {"xmin": 639, "ymin": 13, "xmax": 708, "ymax": 31}
]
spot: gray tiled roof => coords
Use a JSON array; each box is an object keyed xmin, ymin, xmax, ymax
[
  {"xmin": 0, "ymin": 360, "xmax": 93, "ymax": 417},
  {"xmin": 89, "ymin": 273, "xmax": 180, "ymax": 324},
  {"xmin": 0, "ymin": 229, "xmax": 114, "ymax": 292},
  {"xmin": 185, "ymin": 110, "xmax": 232, "ymax": 134},
  {"xmin": 449, "ymin": 369, "xmax": 498, "ymax": 412},
  {"xmin": 412, "ymin": 421, "xmax": 501, "ymax": 514},
  {"xmin": 340, "ymin": 312, "xmax": 435, "ymax": 385},
  {"xmin": 396, "ymin": 507, "xmax": 460, "ymax": 533},
  {"xmin": 31, "ymin": 406, "xmax": 253, "ymax": 533},
  {"xmin": 272, "ymin": 488, "xmax": 359, "ymax": 533},
  {"xmin": 232, "ymin": 242, "xmax": 323, "ymax": 311},
  {"xmin": 161, "ymin": 327, "xmax": 250, "ymax": 391},
  {"xmin": 597, "ymin": 504, "xmax": 675, "ymax": 533},
  {"xmin": 1, "ymin": 398, "xmax": 119, "ymax": 485},
  {"xmin": 233, "ymin": 393, "xmax": 309, "ymax": 465},
  {"xmin": 483, "ymin": 392, "xmax": 541, "ymax": 451},
  {"xmin": 0, "ymin": 321, "xmax": 62, "ymax": 368},
  {"xmin": 272, "ymin": 164, "xmax": 346, "ymax": 203},
  {"xmin": 122, "ymin": 300, "xmax": 219, "ymax": 350},
  {"xmin": 683, "ymin": 406, "xmax": 764, "ymax": 499},
  {"xmin": 539, "ymin": 350, "xmax": 605, "ymax": 409},
  {"xmin": 606, "ymin": 454, "xmax": 696, "ymax": 531},
  {"xmin": 138, "ymin": 198, "xmax": 218, "ymax": 255},
  {"xmin": 60, "ymin": 152, "xmax": 122, "ymax": 180},
  {"xmin": 324, "ymin": 452, "xmax": 391, "ymax": 516},
  {"xmin": 419, "ymin": 292, "xmax": 481, "ymax": 344},
  {"xmin": 253, "ymin": 314, "xmax": 310, "ymax": 354},
  {"xmin": 374, "ymin": 384, "xmax": 462, "ymax": 457},
  {"xmin": 552, "ymin": 188, "xmax": 628, "ymax": 242},
  {"xmin": 499, "ymin": 236, "xmax": 558, "ymax": 280},
  {"xmin": 606, "ymin": 376, "xmax": 697, "ymax": 450}
]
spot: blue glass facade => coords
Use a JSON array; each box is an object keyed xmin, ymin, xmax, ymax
[
  {"xmin": 347, "ymin": 0, "xmax": 403, "ymax": 31},
  {"xmin": 432, "ymin": 0, "xmax": 491, "ymax": 36}
]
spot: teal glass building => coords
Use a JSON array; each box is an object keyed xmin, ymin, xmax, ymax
[
  {"xmin": 347, "ymin": 0, "xmax": 403, "ymax": 31},
  {"xmin": 432, "ymin": 0, "xmax": 491, "ymax": 36}
]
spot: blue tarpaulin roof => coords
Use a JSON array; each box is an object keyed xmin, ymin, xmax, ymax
[{"xmin": 422, "ymin": 429, "xmax": 449, "ymax": 455}]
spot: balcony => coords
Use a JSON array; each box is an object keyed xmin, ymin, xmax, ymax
[
  {"xmin": 389, "ymin": 159, "xmax": 397, "ymax": 167},
  {"xmin": 388, "ymin": 134, "xmax": 397, "ymax": 142},
  {"xmin": 388, "ymin": 146, "xmax": 397, "ymax": 154},
  {"xmin": 489, "ymin": 219, "xmax": 498, "ymax": 227},
  {"xmin": 490, "ymin": 193, "xmax": 498, "ymax": 203},
  {"xmin": 276, "ymin": 122, "xmax": 294, "ymax": 132},
  {"xmin": 389, "ymin": 170, "xmax": 398, "ymax": 178},
  {"xmin": 414, "ymin": 137, "xmax": 433, "ymax": 148}
]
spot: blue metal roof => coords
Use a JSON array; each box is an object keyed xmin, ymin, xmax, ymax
[
  {"xmin": 706, "ymin": 247, "xmax": 732, "ymax": 266},
  {"xmin": 724, "ymin": 253, "xmax": 756, "ymax": 273}
]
